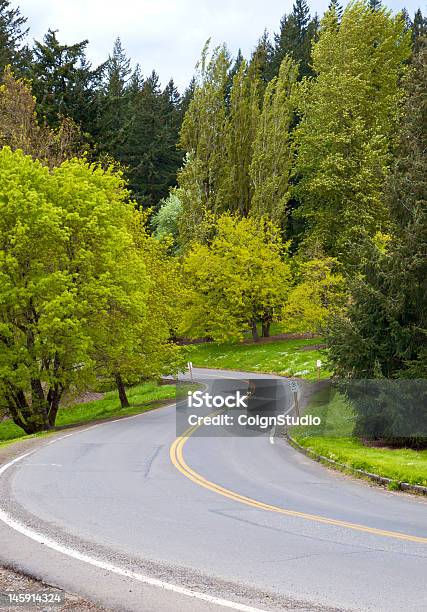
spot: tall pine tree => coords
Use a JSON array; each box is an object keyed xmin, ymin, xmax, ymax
[
  {"xmin": 0, "ymin": 0, "xmax": 30, "ymax": 76},
  {"xmin": 271, "ymin": 0, "xmax": 318, "ymax": 79},
  {"xmin": 29, "ymin": 30, "xmax": 104, "ymax": 131}
]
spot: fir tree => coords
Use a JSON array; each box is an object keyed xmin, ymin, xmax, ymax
[
  {"xmin": 412, "ymin": 9, "xmax": 427, "ymax": 53},
  {"xmin": 95, "ymin": 38, "xmax": 132, "ymax": 157},
  {"xmin": 249, "ymin": 30, "xmax": 275, "ymax": 85},
  {"xmin": 271, "ymin": 0, "xmax": 318, "ymax": 79},
  {"xmin": 0, "ymin": 0, "xmax": 30, "ymax": 75},
  {"xmin": 29, "ymin": 30, "xmax": 104, "ymax": 131},
  {"xmin": 368, "ymin": 0, "xmax": 382, "ymax": 12},
  {"xmin": 120, "ymin": 71, "xmax": 183, "ymax": 207}
]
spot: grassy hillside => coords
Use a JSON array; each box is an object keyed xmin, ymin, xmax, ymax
[{"xmin": 189, "ymin": 337, "xmax": 328, "ymax": 379}]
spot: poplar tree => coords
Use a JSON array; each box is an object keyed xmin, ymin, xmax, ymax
[
  {"xmin": 250, "ymin": 56, "xmax": 298, "ymax": 224},
  {"xmin": 294, "ymin": 1, "xmax": 411, "ymax": 263},
  {"xmin": 222, "ymin": 60, "xmax": 261, "ymax": 216},
  {"xmin": 328, "ymin": 41, "xmax": 427, "ymax": 379},
  {"xmin": 178, "ymin": 43, "xmax": 230, "ymax": 242}
]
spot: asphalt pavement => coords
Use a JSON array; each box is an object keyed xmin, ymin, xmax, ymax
[{"xmin": 0, "ymin": 368, "xmax": 426, "ymax": 611}]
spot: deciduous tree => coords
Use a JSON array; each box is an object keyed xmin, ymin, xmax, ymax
[
  {"xmin": 281, "ymin": 257, "xmax": 346, "ymax": 333},
  {"xmin": 0, "ymin": 66, "xmax": 81, "ymax": 166},
  {"xmin": 250, "ymin": 56, "xmax": 298, "ymax": 224},
  {"xmin": 182, "ymin": 215, "xmax": 291, "ymax": 341},
  {"xmin": 294, "ymin": 1, "xmax": 411, "ymax": 263}
]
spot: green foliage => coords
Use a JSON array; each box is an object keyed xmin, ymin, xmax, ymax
[
  {"xmin": 282, "ymin": 258, "xmax": 346, "ymax": 333},
  {"xmin": 412, "ymin": 9, "xmax": 427, "ymax": 53},
  {"xmin": 94, "ymin": 38, "xmax": 184, "ymax": 207},
  {"xmin": 294, "ymin": 1, "xmax": 411, "ymax": 262},
  {"xmin": 151, "ymin": 190, "xmax": 182, "ymax": 245},
  {"xmin": 0, "ymin": 149, "xmax": 185, "ymax": 432},
  {"xmin": 178, "ymin": 42, "xmax": 230, "ymax": 238},
  {"xmin": 328, "ymin": 41, "xmax": 426, "ymax": 380},
  {"xmin": 248, "ymin": 30, "xmax": 275, "ymax": 86},
  {"xmin": 115, "ymin": 71, "xmax": 183, "ymax": 207},
  {"xmin": 182, "ymin": 214, "xmax": 291, "ymax": 341},
  {"xmin": 221, "ymin": 60, "xmax": 261, "ymax": 216},
  {"xmin": 326, "ymin": 44, "xmax": 426, "ymax": 448},
  {"xmin": 250, "ymin": 56, "xmax": 298, "ymax": 223}
]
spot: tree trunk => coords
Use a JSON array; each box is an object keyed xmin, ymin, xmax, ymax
[
  {"xmin": 47, "ymin": 384, "xmax": 63, "ymax": 428},
  {"xmin": 251, "ymin": 321, "xmax": 260, "ymax": 342},
  {"xmin": 262, "ymin": 320, "xmax": 271, "ymax": 338},
  {"xmin": 115, "ymin": 373, "xmax": 130, "ymax": 408}
]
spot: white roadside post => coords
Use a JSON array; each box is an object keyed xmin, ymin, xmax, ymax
[
  {"xmin": 316, "ymin": 359, "xmax": 322, "ymax": 382},
  {"xmin": 290, "ymin": 380, "xmax": 299, "ymax": 418},
  {"xmin": 187, "ymin": 361, "xmax": 193, "ymax": 382}
]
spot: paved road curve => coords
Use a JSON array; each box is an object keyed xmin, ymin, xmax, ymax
[{"xmin": 0, "ymin": 368, "xmax": 426, "ymax": 611}]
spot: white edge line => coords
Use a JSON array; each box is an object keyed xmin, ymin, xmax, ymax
[
  {"xmin": 269, "ymin": 399, "xmax": 298, "ymax": 446},
  {"xmin": 0, "ymin": 413, "xmax": 266, "ymax": 612}
]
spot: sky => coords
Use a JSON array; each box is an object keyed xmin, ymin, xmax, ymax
[{"xmin": 16, "ymin": 0, "xmax": 421, "ymax": 91}]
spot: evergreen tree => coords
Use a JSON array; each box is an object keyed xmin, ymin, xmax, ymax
[
  {"xmin": 271, "ymin": 0, "xmax": 318, "ymax": 79},
  {"xmin": 294, "ymin": 2, "xmax": 411, "ymax": 264},
  {"xmin": 250, "ymin": 56, "xmax": 298, "ymax": 224},
  {"xmin": 0, "ymin": 0, "xmax": 30, "ymax": 75},
  {"xmin": 368, "ymin": 0, "xmax": 382, "ymax": 11},
  {"xmin": 95, "ymin": 38, "xmax": 133, "ymax": 158},
  {"xmin": 249, "ymin": 30, "xmax": 275, "ymax": 85},
  {"xmin": 179, "ymin": 75, "xmax": 196, "ymax": 120},
  {"xmin": 95, "ymin": 39, "xmax": 183, "ymax": 207},
  {"xmin": 119, "ymin": 71, "xmax": 183, "ymax": 207},
  {"xmin": 29, "ymin": 30, "xmax": 104, "ymax": 131},
  {"xmin": 412, "ymin": 9, "xmax": 427, "ymax": 53}
]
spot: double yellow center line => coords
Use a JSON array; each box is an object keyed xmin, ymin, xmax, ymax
[{"xmin": 170, "ymin": 423, "xmax": 427, "ymax": 545}]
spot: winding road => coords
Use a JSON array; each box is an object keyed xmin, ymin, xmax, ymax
[{"xmin": 0, "ymin": 368, "xmax": 426, "ymax": 611}]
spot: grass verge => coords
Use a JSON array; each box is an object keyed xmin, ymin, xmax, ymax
[
  {"xmin": 189, "ymin": 337, "xmax": 328, "ymax": 379},
  {"xmin": 0, "ymin": 381, "xmax": 186, "ymax": 448},
  {"xmin": 292, "ymin": 388, "xmax": 427, "ymax": 487}
]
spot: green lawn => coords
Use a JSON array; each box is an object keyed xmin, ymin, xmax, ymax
[
  {"xmin": 0, "ymin": 381, "xmax": 181, "ymax": 447},
  {"xmin": 189, "ymin": 337, "xmax": 328, "ymax": 379},
  {"xmin": 292, "ymin": 388, "xmax": 427, "ymax": 487}
]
